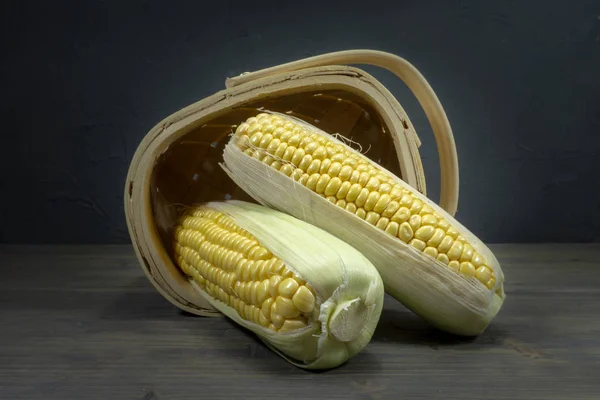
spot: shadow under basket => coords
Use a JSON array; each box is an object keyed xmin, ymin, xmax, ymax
[{"xmin": 124, "ymin": 50, "xmax": 460, "ymax": 317}]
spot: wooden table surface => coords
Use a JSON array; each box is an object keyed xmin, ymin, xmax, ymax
[{"xmin": 1, "ymin": 244, "xmax": 599, "ymax": 399}]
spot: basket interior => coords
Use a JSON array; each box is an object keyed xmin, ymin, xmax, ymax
[{"xmin": 151, "ymin": 89, "xmax": 402, "ymax": 259}]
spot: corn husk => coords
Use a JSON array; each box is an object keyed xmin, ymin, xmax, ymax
[
  {"xmin": 183, "ymin": 200, "xmax": 384, "ymax": 369},
  {"xmin": 221, "ymin": 113, "xmax": 505, "ymax": 336}
]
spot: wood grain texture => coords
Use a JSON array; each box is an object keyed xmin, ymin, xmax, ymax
[{"xmin": 1, "ymin": 244, "xmax": 599, "ymax": 399}]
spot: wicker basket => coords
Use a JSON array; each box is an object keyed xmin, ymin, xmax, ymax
[{"xmin": 124, "ymin": 49, "xmax": 460, "ymax": 317}]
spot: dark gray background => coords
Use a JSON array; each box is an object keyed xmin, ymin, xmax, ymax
[{"xmin": 1, "ymin": 1, "xmax": 599, "ymax": 244}]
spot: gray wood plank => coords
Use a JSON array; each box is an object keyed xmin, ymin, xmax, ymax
[{"xmin": 1, "ymin": 244, "xmax": 599, "ymax": 399}]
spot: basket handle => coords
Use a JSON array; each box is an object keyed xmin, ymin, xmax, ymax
[{"xmin": 226, "ymin": 49, "xmax": 459, "ymax": 216}]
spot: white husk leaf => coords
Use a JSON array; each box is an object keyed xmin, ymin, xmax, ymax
[
  {"xmin": 221, "ymin": 113, "xmax": 505, "ymax": 336},
  {"xmin": 188, "ymin": 200, "xmax": 384, "ymax": 369}
]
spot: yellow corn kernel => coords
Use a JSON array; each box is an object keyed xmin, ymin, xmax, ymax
[
  {"xmin": 365, "ymin": 211, "xmax": 380, "ymax": 225},
  {"xmin": 378, "ymin": 183, "xmax": 392, "ymax": 194},
  {"xmin": 305, "ymin": 174, "xmax": 320, "ymax": 191},
  {"xmin": 324, "ymin": 177, "xmax": 343, "ymax": 197},
  {"xmin": 436, "ymin": 253, "xmax": 450, "ymax": 265},
  {"xmin": 269, "ymin": 275, "xmax": 282, "ymax": 297},
  {"xmin": 328, "ymin": 162, "xmax": 342, "ymax": 177},
  {"xmin": 459, "ymin": 262, "xmax": 476, "ymax": 277},
  {"xmin": 375, "ymin": 217, "xmax": 390, "ymax": 230},
  {"xmin": 336, "ymin": 181, "xmax": 351, "ymax": 199},
  {"xmin": 399, "ymin": 222, "xmax": 414, "ymax": 243},
  {"xmin": 276, "ymin": 296, "xmax": 301, "ymax": 319},
  {"xmin": 409, "ymin": 238, "xmax": 427, "ymax": 251},
  {"xmin": 409, "ymin": 214, "xmax": 422, "ymax": 231},
  {"xmin": 385, "ymin": 221, "xmax": 399, "ymax": 236},
  {"xmin": 475, "ymin": 265, "xmax": 492, "ymax": 284},
  {"xmin": 291, "ymin": 148, "xmax": 306, "ymax": 166},
  {"xmin": 448, "ymin": 260, "xmax": 460, "ymax": 272},
  {"xmin": 298, "ymin": 154, "xmax": 312, "ymax": 171},
  {"xmin": 319, "ymin": 159, "xmax": 332, "ymax": 175},
  {"xmin": 329, "ymin": 195, "xmax": 343, "ymax": 207},
  {"xmin": 432, "ymin": 216, "xmax": 448, "ymax": 229},
  {"xmin": 355, "ymin": 188, "xmax": 370, "ymax": 208},
  {"xmin": 423, "ymin": 246, "xmax": 438, "ymax": 258},
  {"xmin": 437, "ymin": 236, "xmax": 454, "ymax": 253},
  {"xmin": 471, "ymin": 252, "xmax": 484, "ymax": 268},
  {"xmin": 447, "ymin": 241, "xmax": 464, "ymax": 260},
  {"xmin": 391, "ymin": 207, "xmax": 410, "ymax": 223},
  {"xmin": 427, "ymin": 228, "xmax": 445, "ymax": 247},
  {"xmin": 421, "ymin": 214, "xmax": 438, "ymax": 226},
  {"xmin": 173, "ymin": 206, "xmax": 318, "ymax": 334},
  {"xmin": 342, "ymin": 201, "xmax": 356, "ymax": 213},
  {"xmin": 410, "ymin": 199, "xmax": 423, "ymax": 214},
  {"xmin": 338, "ymin": 165, "xmax": 353, "ymax": 181},
  {"xmin": 373, "ymin": 194, "xmax": 392, "ymax": 214},
  {"xmin": 279, "ymin": 319, "xmax": 308, "ymax": 332},
  {"xmin": 355, "ymin": 208, "xmax": 367, "ymax": 220},
  {"xmin": 292, "ymin": 286, "xmax": 316, "ymax": 314},
  {"xmin": 415, "ymin": 225, "xmax": 435, "ymax": 242},
  {"xmin": 315, "ymin": 174, "xmax": 331, "ymax": 194},
  {"xmin": 460, "ymin": 242, "xmax": 475, "ymax": 262},
  {"xmin": 278, "ymin": 277, "xmax": 300, "ymax": 298},
  {"xmin": 346, "ymin": 184, "xmax": 362, "ymax": 202},
  {"xmin": 364, "ymin": 191, "xmax": 380, "ymax": 212},
  {"xmin": 306, "ymin": 159, "xmax": 321, "ymax": 175}
]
